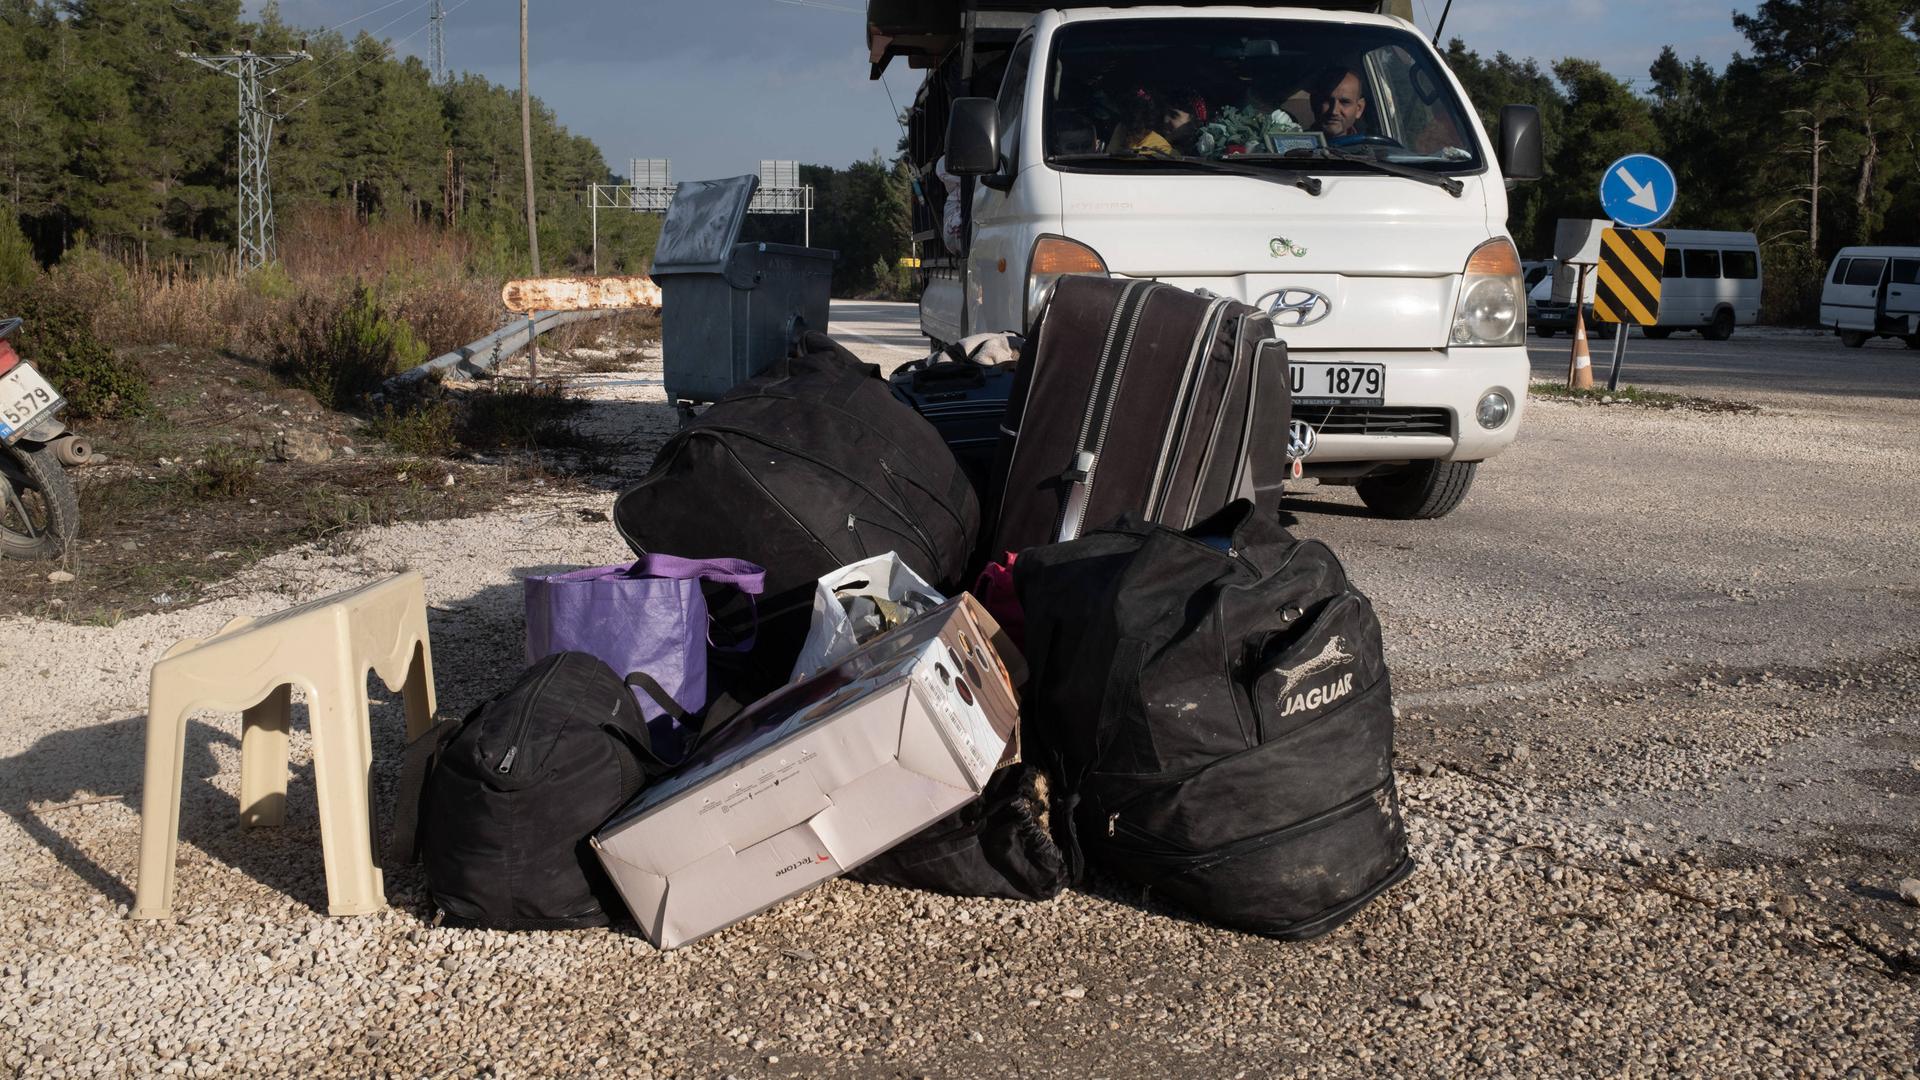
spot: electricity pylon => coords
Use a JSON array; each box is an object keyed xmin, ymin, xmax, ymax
[
  {"xmin": 429, "ymin": 0, "xmax": 447, "ymax": 84},
  {"xmin": 180, "ymin": 49, "xmax": 310, "ymax": 271}
]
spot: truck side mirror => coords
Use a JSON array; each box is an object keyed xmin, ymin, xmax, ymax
[
  {"xmin": 1498, "ymin": 105, "xmax": 1543, "ymax": 182},
  {"xmin": 945, "ymin": 98, "xmax": 1000, "ymax": 176}
]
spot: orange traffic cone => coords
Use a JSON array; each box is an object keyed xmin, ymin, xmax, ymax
[{"xmin": 1568, "ymin": 307, "xmax": 1595, "ymax": 389}]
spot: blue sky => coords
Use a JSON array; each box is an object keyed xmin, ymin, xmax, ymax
[{"xmin": 252, "ymin": 1, "xmax": 1756, "ymax": 181}]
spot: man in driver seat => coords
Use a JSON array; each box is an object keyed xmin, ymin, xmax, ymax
[{"xmin": 1310, "ymin": 67, "xmax": 1368, "ymax": 144}]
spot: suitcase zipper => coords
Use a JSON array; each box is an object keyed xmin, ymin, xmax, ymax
[
  {"xmin": 497, "ymin": 655, "xmax": 565, "ymax": 774},
  {"xmin": 1184, "ymin": 310, "xmax": 1255, "ymax": 523},
  {"xmin": 1057, "ymin": 281, "xmax": 1155, "ymax": 541},
  {"xmin": 694, "ymin": 424, "xmax": 944, "ymax": 561},
  {"xmin": 1148, "ymin": 297, "xmax": 1234, "ymax": 521}
]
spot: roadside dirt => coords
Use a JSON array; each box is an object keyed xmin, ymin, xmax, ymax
[{"xmin": 4, "ymin": 328, "xmax": 658, "ymax": 624}]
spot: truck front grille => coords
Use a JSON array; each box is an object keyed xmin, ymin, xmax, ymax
[{"xmin": 1297, "ymin": 405, "xmax": 1453, "ymax": 437}]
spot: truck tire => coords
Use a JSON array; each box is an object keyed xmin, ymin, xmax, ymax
[
  {"xmin": 0, "ymin": 441, "xmax": 79, "ymax": 560},
  {"xmin": 1642, "ymin": 326, "xmax": 1672, "ymax": 340},
  {"xmin": 1356, "ymin": 460, "xmax": 1477, "ymax": 520},
  {"xmin": 1905, "ymin": 335, "xmax": 1919, "ymax": 350},
  {"xmin": 1703, "ymin": 308, "xmax": 1735, "ymax": 341},
  {"xmin": 1536, "ymin": 327, "xmax": 1556, "ymax": 339},
  {"xmin": 1841, "ymin": 330, "xmax": 1868, "ymax": 348}
]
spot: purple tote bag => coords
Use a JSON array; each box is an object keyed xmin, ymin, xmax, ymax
[{"xmin": 525, "ymin": 554, "xmax": 765, "ymax": 749}]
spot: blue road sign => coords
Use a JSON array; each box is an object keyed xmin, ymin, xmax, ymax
[{"xmin": 1598, "ymin": 154, "xmax": 1677, "ymax": 228}]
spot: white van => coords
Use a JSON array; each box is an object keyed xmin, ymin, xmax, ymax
[
  {"xmin": 874, "ymin": 1, "xmax": 1543, "ymax": 519},
  {"xmin": 1819, "ymin": 246, "xmax": 1920, "ymax": 349},
  {"xmin": 1643, "ymin": 230, "xmax": 1761, "ymax": 340}
]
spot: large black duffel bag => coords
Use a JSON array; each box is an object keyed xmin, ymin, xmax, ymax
[
  {"xmin": 614, "ymin": 333, "xmax": 979, "ymax": 688},
  {"xmin": 1016, "ymin": 500, "xmax": 1412, "ymax": 940}
]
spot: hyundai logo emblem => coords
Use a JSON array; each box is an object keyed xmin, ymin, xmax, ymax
[{"xmin": 1256, "ymin": 287, "xmax": 1333, "ymax": 328}]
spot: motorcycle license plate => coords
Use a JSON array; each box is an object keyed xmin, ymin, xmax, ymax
[
  {"xmin": 1292, "ymin": 363, "xmax": 1385, "ymax": 406},
  {"xmin": 0, "ymin": 361, "xmax": 63, "ymax": 443}
]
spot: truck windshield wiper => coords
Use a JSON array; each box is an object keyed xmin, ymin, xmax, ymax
[
  {"xmin": 1050, "ymin": 151, "xmax": 1322, "ymax": 196},
  {"xmin": 1257, "ymin": 149, "xmax": 1465, "ymax": 197}
]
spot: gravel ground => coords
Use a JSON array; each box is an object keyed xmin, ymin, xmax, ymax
[{"xmin": 3, "ymin": 328, "xmax": 1917, "ymax": 1077}]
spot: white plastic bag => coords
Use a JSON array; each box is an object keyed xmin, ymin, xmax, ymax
[{"xmin": 790, "ymin": 553, "xmax": 946, "ymax": 681}]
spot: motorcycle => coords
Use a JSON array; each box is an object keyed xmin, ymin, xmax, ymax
[{"xmin": 0, "ymin": 315, "xmax": 82, "ymax": 559}]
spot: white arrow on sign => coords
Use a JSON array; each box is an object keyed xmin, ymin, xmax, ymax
[{"xmin": 1615, "ymin": 166, "xmax": 1660, "ymax": 212}]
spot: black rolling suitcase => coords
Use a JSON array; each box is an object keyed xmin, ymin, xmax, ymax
[
  {"xmin": 989, "ymin": 276, "xmax": 1289, "ymax": 558},
  {"xmin": 888, "ymin": 349, "xmax": 1017, "ymax": 508},
  {"xmin": 1015, "ymin": 500, "xmax": 1412, "ymax": 940}
]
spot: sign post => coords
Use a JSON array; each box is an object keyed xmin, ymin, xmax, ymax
[{"xmin": 1594, "ymin": 154, "xmax": 1677, "ymax": 390}]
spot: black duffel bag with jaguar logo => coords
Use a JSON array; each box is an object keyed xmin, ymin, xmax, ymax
[{"xmin": 1016, "ymin": 499, "xmax": 1412, "ymax": 939}]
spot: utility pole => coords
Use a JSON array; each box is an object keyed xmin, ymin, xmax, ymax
[
  {"xmin": 428, "ymin": 0, "xmax": 447, "ymax": 84},
  {"xmin": 520, "ymin": 0, "xmax": 540, "ymax": 275},
  {"xmin": 180, "ymin": 48, "xmax": 310, "ymax": 271}
]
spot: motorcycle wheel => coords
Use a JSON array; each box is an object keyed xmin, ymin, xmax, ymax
[{"xmin": 0, "ymin": 441, "xmax": 79, "ymax": 559}]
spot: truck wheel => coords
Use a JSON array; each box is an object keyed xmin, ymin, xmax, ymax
[
  {"xmin": 1356, "ymin": 460, "xmax": 1477, "ymax": 520},
  {"xmin": 1536, "ymin": 327, "xmax": 1555, "ymax": 339},
  {"xmin": 1642, "ymin": 326, "xmax": 1672, "ymax": 340},
  {"xmin": 1905, "ymin": 335, "xmax": 1919, "ymax": 350},
  {"xmin": 1841, "ymin": 330, "xmax": 1868, "ymax": 348},
  {"xmin": 1703, "ymin": 309, "xmax": 1735, "ymax": 341}
]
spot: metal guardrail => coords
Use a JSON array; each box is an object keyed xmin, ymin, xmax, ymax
[{"xmin": 380, "ymin": 308, "xmax": 613, "ymax": 394}]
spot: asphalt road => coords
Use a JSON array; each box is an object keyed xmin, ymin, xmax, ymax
[{"xmin": 1525, "ymin": 324, "xmax": 1919, "ymax": 405}]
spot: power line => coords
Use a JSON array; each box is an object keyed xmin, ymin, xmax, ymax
[
  {"xmin": 318, "ymin": 0, "xmax": 420, "ymax": 36},
  {"xmin": 271, "ymin": 0, "xmax": 433, "ymax": 100}
]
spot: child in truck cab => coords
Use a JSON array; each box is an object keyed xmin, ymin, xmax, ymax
[{"xmin": 1113, "ymin": 87, "xmax": 1207, "ymax": 157}]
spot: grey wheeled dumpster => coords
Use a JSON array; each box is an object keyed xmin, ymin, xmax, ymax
[{"xmin": 653, "ymin": 174, "xmax": 837, "ymax": 404}]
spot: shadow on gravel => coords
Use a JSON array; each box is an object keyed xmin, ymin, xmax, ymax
[
  {"xmin": 0, "ymin": 716, "xmax": 305, "ymax": 909},
  {"xmin": 554, "ymin": 398, "xmax": 684, "ymax": 494}
]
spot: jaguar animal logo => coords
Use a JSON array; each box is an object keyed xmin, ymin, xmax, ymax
[{"xmin": 1274, "ymin": 636, "xmax": 1357, "ymax": 717}]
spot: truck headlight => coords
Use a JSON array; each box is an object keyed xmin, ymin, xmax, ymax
[
  {"xmin": 1025, "ymin": 235, "xmax": 1107, "ymax": 333},
  {"xmin": 1451, "ymin": 239, "xmax": 1525, "ymax": 347}
]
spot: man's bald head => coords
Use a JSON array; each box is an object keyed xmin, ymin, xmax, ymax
[{"xmin": 1314, "ymin": 68, "xmax": 1367, "ymax": 138}]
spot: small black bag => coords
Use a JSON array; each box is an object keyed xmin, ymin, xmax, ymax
[
  {"xmin": 850, "ymin": 763, "xmax": 1068, "ymax": 902},
  {"xmin": 1016, "ymin": 500, "xmax": 1412, "ymax": 940},
  {"xmin": 386, "ymin": 652, "xmax": 681, "ymax": 930}
]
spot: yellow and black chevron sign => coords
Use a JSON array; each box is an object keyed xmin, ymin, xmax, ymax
[{"xmin": 1593, "ymin": 228, "xmax": 1665, "ymax": 325}]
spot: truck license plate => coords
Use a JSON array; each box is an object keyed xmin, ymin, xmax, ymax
[
  {"xmin": 0, "ymin": 362, "xmax": 62, "ymax": 442},
  {"xmin": 1292, "ymin": 363, "xmax": 1384, "ymax": 406}
]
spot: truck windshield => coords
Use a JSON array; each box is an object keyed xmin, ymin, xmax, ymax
[{"xmin": 1043, "ymin": 18, "xmax": 1484, "ymax": 174}]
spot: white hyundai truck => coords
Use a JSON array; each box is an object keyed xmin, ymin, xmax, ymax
[{"xmin": 869, "ymin": 0, "xmax": 1542, "ymax": 518}]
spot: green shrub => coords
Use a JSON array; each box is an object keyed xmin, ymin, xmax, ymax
[
  {"xmin": 1761, "ymin": 245, "xmax": 1825, "ymax": 327},
  {"xmin": 266, "ymin": 284, "xmax": 428, "ymax": 410},
  {"xmin": 191, "ymin": 444, "xmax": 261, "ymax": 499},
  {"xmin": 456, "ymin": 380, "xmax": 587, "ymax": 450},
  {"xmin": 244, "ymin": 262, "xmax": 296, "ymax": 301},
  {"xmin": 367, "ymin": 399, "xmax": 459, "ymax": 456},
  {"xmin": 0, "ymin": 215, "xmax": 38, "ymax": 294},
  {"xmin": 4, "ymin": 287, "xmax": 150, "ymax": 418}
]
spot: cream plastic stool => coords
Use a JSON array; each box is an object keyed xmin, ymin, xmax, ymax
[{"xmin": 133, "ymin": 572, "xmax": 436, "ymax": 920}]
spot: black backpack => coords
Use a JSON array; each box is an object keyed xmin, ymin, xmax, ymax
[
  {"xmin": 614, "ymin": 332, "xmax": 980, "ymax": 696},
  {"xmin": 386, "ymin": 652, "xmax": 682, "ymax": 930},
  {"xmin": 1016, "ymin": 500, "xmax": 1412, "ymax": 940}
]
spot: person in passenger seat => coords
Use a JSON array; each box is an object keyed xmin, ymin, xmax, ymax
[{"xmin": 1309, "ymin": 67, "xmax": 1369, "ymax": 144}]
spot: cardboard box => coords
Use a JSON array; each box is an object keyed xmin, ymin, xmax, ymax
[{"xmin": 592, "ymin": 595, "xmax": 1018, "ymax": 948}]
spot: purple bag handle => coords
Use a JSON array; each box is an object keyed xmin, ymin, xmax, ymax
[{"xmin": 627, "ymin": 554, "xmax": 765, "ymax": 652}]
